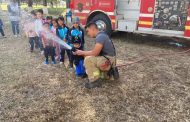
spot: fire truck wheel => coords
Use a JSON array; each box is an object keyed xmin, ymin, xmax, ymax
[{"xmin": 91, "ymin": 14, "xmax": 112, "ymax": 36}]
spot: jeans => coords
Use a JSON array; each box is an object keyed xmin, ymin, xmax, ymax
[
  {"xmin": 75, "ymin": 60, "xmax": 85, "ymax": 76},
  {"xmin": 44, "ymin": 46, "xmax": 56, "ymax": 62},
  {"xmin": 11, "ymin": 21, "xmax": 19, "ymax": 35},
  {"xmin": 38, "ymin": 36, "xmax": 44, "ymax": 51},
  {"xmin": 60, "ymin": 49, "xmax": 72, "ymax": 66},
  {"xmin": 0, "ymin": 28, "xmax": 5, "ymax": 36},
  {"xmin": 29, "ymin": 37, "xmax": 38, "ymax": 51}
]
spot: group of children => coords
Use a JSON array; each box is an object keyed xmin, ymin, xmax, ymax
[{"xmin": 24, "ymin": 9, "xmax": 86, "ymax": 78}]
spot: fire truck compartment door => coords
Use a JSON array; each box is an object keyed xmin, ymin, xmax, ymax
[
  {"xmin": 118, "ymin": 19, "xmax": 138, "ymax": 32},
  {"xmin": 116, "ymin": 0, "xmax": 141, "ymax": 20}
]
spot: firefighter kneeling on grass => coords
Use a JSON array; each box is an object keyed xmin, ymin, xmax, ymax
[{"xmin": 75, "ymin": 22, "xmax": 119, "ymax": 89}]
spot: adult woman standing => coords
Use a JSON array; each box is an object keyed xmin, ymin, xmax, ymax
[{"xmin": 7, "ymin": 0, "xmax": 20, "ymax": 37}]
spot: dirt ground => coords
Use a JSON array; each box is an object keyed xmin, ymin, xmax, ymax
[{"xmin": 0, "ymin": 11, "xmax": 190, "ymax": 122}]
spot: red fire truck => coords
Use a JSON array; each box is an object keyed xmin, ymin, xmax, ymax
[{"xmin": 69, "ymin": 0, "xmax": 190, "ymax": 39}]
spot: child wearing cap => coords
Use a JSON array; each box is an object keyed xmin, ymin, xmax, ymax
[
  {"xmin": 71, "ymin": 36, "xmax": 86, "ymax": 77},
  {"xmin": 69, "ymin": 17, "xmax": 85, "ymax": 49},
  {"xmin": 69, "ymin": 17, "xmax": 85, "ymax": 68},
  {"xmin": 41, "ymin": 22, "xmax": 56, "ymax": 65}
]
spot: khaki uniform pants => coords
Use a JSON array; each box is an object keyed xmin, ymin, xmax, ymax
[{"xmin": 84, "ymin": 56, "xmax": 115, "ymax": 82}]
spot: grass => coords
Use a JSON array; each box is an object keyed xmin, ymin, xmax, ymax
[{"xmin": 1, "ymin": 9, "xmax": 190, "ymax": 121}]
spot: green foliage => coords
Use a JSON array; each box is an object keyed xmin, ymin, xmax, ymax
[{"xmin": 48, "ymin": 7, "xmax": 66, "ymax": 15}]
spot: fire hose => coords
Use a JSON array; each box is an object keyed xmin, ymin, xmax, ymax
[
  {"xmin": 116, "ymin": 48, "xmax": 190, "ymax": 68},
  {"xmin": 44, "ymin": 30, "xmax": 190, "ymax": 69}
]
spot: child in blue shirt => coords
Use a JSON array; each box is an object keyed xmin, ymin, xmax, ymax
[
  {"xmin": 57, "ymin": 16, "xmax": 73, "ymax": 68},
  {"xmin": 69, "ymin": 17, "xmax": 85, "ymax": 49},
  {"xmin": 69, "ymin": 17, "xmax": 85, "ymax": 68},
  {"xmin": 0, "ymin": 18, "xmax": 5, "ymax": 37},
  {"xmin": 71, "ymin": 36, "xmax": 86, "ymax": 78}
]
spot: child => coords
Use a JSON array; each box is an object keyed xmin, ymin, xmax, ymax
[
  {"xmin": 69, "ymin": 17, "xmax": 85, "ymax": 49},
  {"xmin": 46, "ymin": 16, "xmax": 53, "ymax": 29},
  {"xmin": 71, "ymin": 36, "xmax": 86, "ymax": 77},
  {"xmin": 69, "ymin": 17, "xmax": 85, "ymax": 68},
  {"xmin": 30, "ymin": 10, "xmax": 39, "ymax": 49},
  {"xmin": 7, "ymin": 0, "xmax": 20, "ymax": 37},
  {"xmin": 51, "ymin": 18, "xmax": 60, "ymax": 61},
  {"xmin": 0, "ymin": 18, "xmax": 5, "ymax": 37},
  {"xmin": 57, "ymin": 16, "xmax": 72, "ymax": 68},
  {"xmin": 35, "ymin": 9, "xmax": 46, "ymax": 54},
  {"xmin": 24, "ymin": 18, "xmax": 38, "ymax": 52},
  {"xmin": 41, "ymin": 22, "xmax": 56, "ymax": 64}
]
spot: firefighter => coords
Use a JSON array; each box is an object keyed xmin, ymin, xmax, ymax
[{"xmin": 75, "ymin": 22, "xmax": 116, "ymax": 89}]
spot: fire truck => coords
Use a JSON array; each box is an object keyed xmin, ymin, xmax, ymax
[{"xmin": 69, "ymin": 0, "xmax": 190, "ymax": 39}]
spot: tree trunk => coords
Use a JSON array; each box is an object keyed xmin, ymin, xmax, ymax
[
  {"xmin": 28, "ymin": 0, "xmax": 33, "ymax": 7},
  {"xmin": 43, "ymin": 0, "xmax": 47, "ymax": 6},
  {"xmin": 17, "ymin": 0, "xmax": 21, "ymax": 6},
  {"xmin": 50, "ymin": 0, "xmax": 53, "ymax": 8},
  {"xmin": 43, "ymin": 0, "xmax": 48, "ymax": 14},
  {"xmin": 66, "ymin": 0, "xmax": 71, "ymax": 8}
]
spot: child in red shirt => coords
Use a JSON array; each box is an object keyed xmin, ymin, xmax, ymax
[{"xmin": 41, "ymin": 22, "xmax": 56, "ymax": 65}]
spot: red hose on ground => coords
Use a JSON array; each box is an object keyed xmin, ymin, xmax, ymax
[{"xmin": 116, "ymin": 48, "xmax": 190, "ymax": 68}]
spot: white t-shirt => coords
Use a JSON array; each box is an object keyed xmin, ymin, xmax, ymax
[{"xmin": 35, "ymin": 19, "xmax": 43, "ymax": 37}]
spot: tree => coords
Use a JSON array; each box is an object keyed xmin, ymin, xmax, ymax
[
  {"xmin": 50, "ymin": 0, "xmax": 53, "ymax": 8},
  {"xmin": 28, "ymin": 0, "xmax": 33, "ymax": 7},
  {"xmin": 17, "ymin": 0, "xmax": 21, "ymax": 6},
  {"xmin": 43, "ymin": 0, "xmax": 48, "ymax": 14},
  {"xmin": 43, "ymin": 0, "xmax": 47, "ymax": 6},
  {"xmin": 66, "ymin": 0, "xmax": 71, "ymax": 8}
]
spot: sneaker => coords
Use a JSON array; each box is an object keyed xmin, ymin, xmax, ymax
[
  {"xmin": 52, "ymin": 60, "xmax": 56, "ymax": 64},
  {"xmin": 17, "ymin": 35, "xmax": 21, "ymax": 37},
  {"xmin": 41, "ymin": 51, "xmax": 44, "ymax": 55},
  {"xmin": 76, "ymin": 73, "xmax": 87, "ymax": 78},
  {"xmin": 68, "ymin": 65, "xmax": 73, "ymax": 69},
  {"xmin": 81, "ymin": 73, "xmax": 88, "ymax": 79},
  {"xmin": 14, "ymin": 35, "xmax": 17, "ymax": 37},
  {"xmin": 85, "ymin": 79, "xmax": 102, "ymax": 89},
  {"xmin": 35, "ymin": 45, "xmax": 39, "ymax": 49},
  {"xmin": 68, "ymin": 66, "xmax": 73, "ymax": 71},
  {"xmin": 60, "ymin": 61, "xmax": 64, "ymax": 64},
  {"xmin": 3, "ymin": 36, "xmax": 7, "ymax": 38},
  {"xmin": 44, "ymin": 60, "xmax": 49, "ymax": 65},
  {"xmin": 68, "ymin": 64, "xmax": 73, "ymax": 69}
]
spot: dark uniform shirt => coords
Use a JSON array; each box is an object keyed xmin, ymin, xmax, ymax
[{"xmin": 96, "ymin": 31, "xmax": 115, "ymax": 56}]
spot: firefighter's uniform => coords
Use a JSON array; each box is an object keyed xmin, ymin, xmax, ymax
[{"xmin": 84, "ymin": 55, "xmax": 116, "ymax": 82}]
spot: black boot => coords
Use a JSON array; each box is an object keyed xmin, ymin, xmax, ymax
[
  {"xmin": 85, "ymin": 79, "xmax": 102, "ymax": 89},
  {"xmin": 81, "ymin": 73, "xmax": 87, "ymax": 79}
]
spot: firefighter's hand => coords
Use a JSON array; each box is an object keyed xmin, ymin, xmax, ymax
[{"xmin": 75, "ymin": 50, "xmax": 84, "ymax": 56}]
